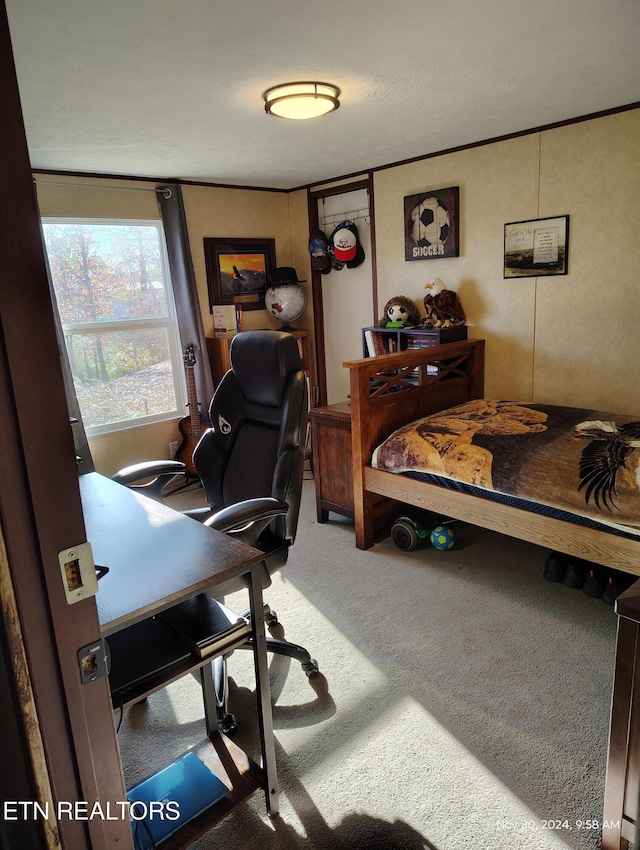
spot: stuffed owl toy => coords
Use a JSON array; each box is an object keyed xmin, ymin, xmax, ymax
[
  {"xmin": 378, "ymin": 295, "xmax": 421, "ymax": 328},
  {"xmin": 423, "ymin": 278, "xmax": 466, "ymax": 327}
]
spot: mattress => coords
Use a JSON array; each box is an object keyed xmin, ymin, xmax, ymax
[{"xmin": 372, "ymin": 399, "xmax": 640, "ymax": 539}]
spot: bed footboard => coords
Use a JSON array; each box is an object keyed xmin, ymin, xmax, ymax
[{"xmin": 343, "ymin": 339, "xmax": 485, "ymax": 550}]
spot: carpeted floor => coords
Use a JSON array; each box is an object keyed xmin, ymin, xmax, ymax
[{"xmin": 116, "ymin": 478, "xmax": 620, "ymax": 850}]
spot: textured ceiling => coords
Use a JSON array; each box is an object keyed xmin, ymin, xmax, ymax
[{"xmin": 6, "ymin": 0, "xmax": 640, "ymax": 190}]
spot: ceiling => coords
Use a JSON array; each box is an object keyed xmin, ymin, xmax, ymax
[{"xmin": 6, "ymin": 0, "xmax": 640, "ymax": 191}]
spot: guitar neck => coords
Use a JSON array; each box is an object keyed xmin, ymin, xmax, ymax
[{"xmin": 186, "ymin": 366, "xmax": 202, "ymax": 434}]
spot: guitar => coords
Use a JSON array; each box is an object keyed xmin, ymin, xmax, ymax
[{"xmin": 176, "ymin": 345, "xmax": 207, "ymax": 477}]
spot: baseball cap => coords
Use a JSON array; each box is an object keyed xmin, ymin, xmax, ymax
[
  {"xmin": 330, "ymin": 221, "xmax": 359, "ymax": 262},
  {"xmin": 308, "ymin": 228, "xmax": 331, "ymax": 273},
  {"xmin": 346, "ymin": 241, "xmax": 365, "ymax": 269}
]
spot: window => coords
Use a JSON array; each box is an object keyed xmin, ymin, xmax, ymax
[{"xmin": 42, "ymin": 219, "xmax": 186, "ymax": 436}]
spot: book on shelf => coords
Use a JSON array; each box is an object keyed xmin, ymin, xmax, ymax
[
  {"xmin": 405, "ymin": 334, "xmax": 440, "ymax": 349},
  {"xmin": 212, "ymin": 304, "xmax": 244, "ymax": 338},
  {"xmin": 156, "ymin": 594, "xmax": 251, "ymax": 658},
  {"xmin": 364, "ymin": 329, "xmax": 377, "ymax": 357},
  {"xmin": 127, "ymin": 751, "xmax": 229, "ymax": 850},
  {"xmin": 235, "ymin": 303, "xmax": 244, "ymax": 332},
  {"xmin": 364, "ymin": 329, "xmax": 398, "ymax": 356},
  {"xmin": 406, "ymin": 325, "xmax": 468, "ymax": 345},
  {"xmin": 363, "ymin": 324, "xmax": 467, "ymax": 359}
]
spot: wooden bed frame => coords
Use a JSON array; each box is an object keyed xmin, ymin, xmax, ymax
[{"xmin": 344, "ymin": 338, "xmax": 640, "ymax": 577}]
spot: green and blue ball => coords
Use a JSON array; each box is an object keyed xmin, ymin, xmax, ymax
[{"xmin": 430, "ymin": 524, "xmax": 455, "ymax": 550}]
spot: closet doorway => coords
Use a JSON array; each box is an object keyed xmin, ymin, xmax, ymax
[{"xmin": 309, "ymin": 178, "xmax": 376, "ymax": 405}]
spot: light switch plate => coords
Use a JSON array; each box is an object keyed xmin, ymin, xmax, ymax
[{"xmin": 58, "ymin": 541, "xmax": 98, "ymax": 604}]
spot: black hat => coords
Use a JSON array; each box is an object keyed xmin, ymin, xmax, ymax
[{"xmin": 270, "ymin": 266, "xmax": 306, "ymax": 285}]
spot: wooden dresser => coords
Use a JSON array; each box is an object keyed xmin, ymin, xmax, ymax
[
  {"xmin": 309, "ymin": 401, "xmax": 354, "ymax": 523},
  {"xmin": 308, "ymin": 401, "xmax": 398, "ymax": 533}
]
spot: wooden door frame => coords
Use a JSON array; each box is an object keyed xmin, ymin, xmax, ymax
[
  {"xmin": 0, "ymin": 4, "xmax": 131, "ymax": 847},
  {"xmin": 307, "ymin": 175, "xmax": 377, "ymax": 407}
]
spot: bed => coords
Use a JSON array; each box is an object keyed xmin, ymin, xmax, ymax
[
  {"xmin": 344, "ymin": 338, "xmax": 640, "ymax": 849},
  {"xmin": 344, "ymin": 338, "xmax": 640, "ymax": 578}
]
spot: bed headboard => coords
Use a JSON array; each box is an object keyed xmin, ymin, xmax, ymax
[{"xmin": 343, "ymin": 338, "xmax": 485, "ymax": 548}]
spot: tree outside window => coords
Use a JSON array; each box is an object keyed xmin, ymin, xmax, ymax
[{"xmin": 42, "ymin": 219, "xmax": 186, "ymax": 435}]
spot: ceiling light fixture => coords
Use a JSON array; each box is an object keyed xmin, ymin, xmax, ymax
[{"xmin": 263, "ymin": 81, "xmax": 341, "ymax": 120}]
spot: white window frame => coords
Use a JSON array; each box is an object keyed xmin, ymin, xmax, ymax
[{"xmin": 43, "ymin": 217, "xmax": 187, "ymax": 437}]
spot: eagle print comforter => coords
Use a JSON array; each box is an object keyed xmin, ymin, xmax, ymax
[{"xmin": 371, "ymin": 399, "xmax": 640, "ymax": 536}]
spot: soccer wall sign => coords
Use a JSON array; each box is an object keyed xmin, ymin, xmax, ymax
[{"xmin": 404, "ymin": 187, "xmax": 459, "ymax": 261}]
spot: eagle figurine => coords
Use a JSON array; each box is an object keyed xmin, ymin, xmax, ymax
[
  {"xmin": 423, "ymin": 278, "xmax": 466, "ymax": 327},
  {"xmin": 575, "ymin": 419, "xmax": 640, "ymax": 510}
]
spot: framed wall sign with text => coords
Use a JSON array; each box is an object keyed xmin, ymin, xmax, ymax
[{"xmin": 504, "ymin": 216, "xmax": 569, "ymax": 278}]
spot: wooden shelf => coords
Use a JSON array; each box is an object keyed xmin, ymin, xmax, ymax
[
  {"xmin": 108, "ymin": 611, "xmax": 266, "ymax": 847},
  {"xmin": 362, "ymin": 325, "xmax": 467, "ymax": 358},
  {"xmin": 156, "ymin": 734, "xmax": 264, "ymax": 850},
  {"xmin": 109, "ymin": 633, "xmax": 250, "ymax": 712},
  {"xmin": 206, "ymin": 336, "xmax": 233, "ymax": 386},
  {"xmin": 113, "ymin": 638, "xmax": 273, "ymax": 848}
]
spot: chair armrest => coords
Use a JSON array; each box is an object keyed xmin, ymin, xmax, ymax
[
  {"xmin": 183, "ymin": 506, "xmax": 214, "ymax": 522},
  {"xmin": 204, "ymin": 497, "xmax": 288, "ymax": 538},
  {"xmin": 112, "ymin": 460, "xmax": 187, "ymax": 485},
  {"xmin": 111, "ymin": 460, "xmax": 187, "ymax": 499}
]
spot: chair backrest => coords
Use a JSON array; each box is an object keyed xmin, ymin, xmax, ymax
[{"xmin": 193, "ymin": 330, "xmax": 308, "ymax": 549}]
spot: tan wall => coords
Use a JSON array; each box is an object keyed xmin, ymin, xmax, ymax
[
  {"xmin": 182, "ymin": 184, "xmax": 291, "ymax": 335},
  {"xmin": 34, "ymin": 175, "xmax": 160, "ymax": 220},
  {"xmin": 374, "ymin": 108, "xmax": 640, "ymax": 414},
  {"xmin": 534, "ymin": 113, "xmax": 640, "ymax": 411},
  {"xmin": 180, "ymin": 185, "xmax": 314, "ymax": 380}
]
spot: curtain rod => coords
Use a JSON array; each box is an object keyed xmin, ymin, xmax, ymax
[{"xmin": 32, "ymin": 179, "xmax": 172, "ymax": 198}]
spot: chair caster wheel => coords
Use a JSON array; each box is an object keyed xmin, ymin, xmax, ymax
[
  {"xmin": 302, "ymin": 659, "xmax": 319, "ymax": 678},
  {"xmin": 219, "ymin": 713, "xmax": 238, "ymax": 736},
  {"xmin": 265, "ymin": 609, "xmax": 279, "ymax": 627}
]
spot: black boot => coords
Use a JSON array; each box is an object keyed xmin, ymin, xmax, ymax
[{"xmin": 543, "ymin": 551, "xmax": 568, "ymax": 583}]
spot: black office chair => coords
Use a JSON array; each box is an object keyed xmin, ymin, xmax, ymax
[{"xmin": 113, "ymin": 330, "xmax": 318, "ymax": 733}]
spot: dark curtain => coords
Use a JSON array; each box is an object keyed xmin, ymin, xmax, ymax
[{"xmin": 157, "ymin": 184, "xmax": 214, "ymax": 421}]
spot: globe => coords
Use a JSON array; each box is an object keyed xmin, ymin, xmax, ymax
[{"xmin": 264, "ymin": 283, "xmax": 307, "ymax": 329}]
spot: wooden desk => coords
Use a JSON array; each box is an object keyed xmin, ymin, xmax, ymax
[
  {"xmin": 80, "ymin": 473, "xmax": 279, "ymax": 844},
  {"xmin": 82, "ymin": 473, "xmax": 264, "ymax": 635}
]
